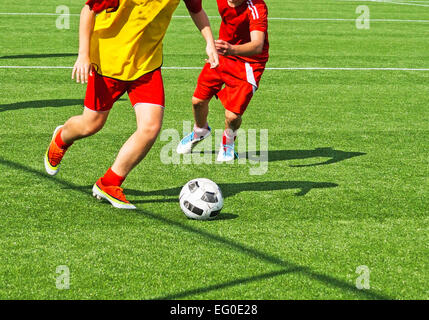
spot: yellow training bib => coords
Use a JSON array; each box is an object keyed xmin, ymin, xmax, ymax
[{"xmin": 90, "ymin": 0, "xmax": 181, "ymax": 81}]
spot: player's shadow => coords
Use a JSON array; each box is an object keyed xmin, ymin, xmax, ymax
[
  {"xmin": 70, "ymin": 180, "xmax": 338, "ymax": 210},
  {"xmin": 123, "ymin": 180, "xmax": 338, "ymax": 203},
  {"xmin": 197, "ymin": 147, "xmax": 365, "ymax": 167},
  {"xmin": 242, "ymin": 147, "xmax": 366, "ymax": 167},
  {"xmin": 0, "ymin": 53, "xmax": 76, "ymax": 59}
]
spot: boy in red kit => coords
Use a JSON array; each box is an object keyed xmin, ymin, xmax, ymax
[
  {"xmin": 44, "ymin": 0, "xmax": 218, "ymax": 209},
  {"xmin": 177, "ymin": 0, "xmax": 269, "ymax": 161}
]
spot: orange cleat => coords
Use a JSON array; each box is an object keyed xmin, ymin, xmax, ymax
[
  {"xmin": 92, "ymin": 178, "xmax": 136, "ymax": 210},
  {"xmin": 44, "ymin": 125, "xmax": 67, "ymax": 176}
]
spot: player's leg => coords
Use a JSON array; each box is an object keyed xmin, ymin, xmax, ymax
[
  {"xmin": 224, "ymin": 109, "xmax": 242, "ymax": 132},
  {"xmin": 44, "ymin": 108, "xmax": 110, "ymax": 176},
  {"xmin": 177, "ymin": 96, "xmax": 213, "ymax": 154},
  {"xmin": 61, "ymin": 108, "xmax": 110, "ymax": 143},
  {"xmin": 193, "ymin": 96, "xmax": 210, "ymax": 129},
  {"xmin": 93, "ymin": 68, "xmax": 165, "ymax": 209},
  {"xmin": 216, "ymin": 110, "xmax": 243, "ymax": 162},
  {"xmin": 92, "ymin": 104, "xmax": 163, "ymax": 209},
  {"xmin": 44, "ymin": 69, "xmax": 123, "ymax": 176},
  {"xmin": 112, "ymin": 103, "xmax": 164, "ymax": 176},
  {"xmin": 216, "ymin": 61, "xmax": 265, "ymax": 162},
  {"xmin": 217, "ymin": 84, "xmax": 254, "ymax": 162},
  {"xmin": 177, "ymin": 63, "xmax": 223, "ymax": 154}
]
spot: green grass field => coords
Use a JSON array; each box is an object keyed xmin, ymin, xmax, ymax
[{"xmin": 0, "ymin": 0, "xmax": 428, "ymax": 300}]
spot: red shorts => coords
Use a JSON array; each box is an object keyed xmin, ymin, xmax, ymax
[
  {"xmin": 84, "ymin": 68, "xmax": 165, "ymax": 112},
  {"xmin": 193, "ymin": 56, "xmax": 265, "ymax": 115}
]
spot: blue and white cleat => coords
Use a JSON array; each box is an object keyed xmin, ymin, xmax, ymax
[
  {"xmin": 176, "ymin": 126, "xmax": 211, "ymax": 154},
  {"xmin": 217, "ymin": 143, "xmax": 238, "ymax": 162}
]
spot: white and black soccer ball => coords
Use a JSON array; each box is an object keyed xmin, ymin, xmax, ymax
[{"xmin": 179, "ymin": 178, "xmax": 224, "ymax": 220}]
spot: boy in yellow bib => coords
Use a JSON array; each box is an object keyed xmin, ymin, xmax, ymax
[{"xmin": 45, "ymin": 0, "xmax": 218, "ymax": 209}]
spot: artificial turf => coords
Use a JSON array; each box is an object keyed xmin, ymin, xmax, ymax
[{"xmin": 0, "ymin": 0, "xmax": 427, "ymax": 299}]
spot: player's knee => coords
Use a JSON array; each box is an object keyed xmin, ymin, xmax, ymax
[
  {"xmin": 192, "ymin": 97, "xmax": 206, "ymax": 109},
  {"xmin": 137, "ymin": 122, "xmax": 162, "ymax": 140},
  {"xmin": 225, "ymin": 110, "xmax": 241, "ymax": 124},
  {"xmin": 82, "ymin": 120, "xmax": 104, "ymax": 137}
]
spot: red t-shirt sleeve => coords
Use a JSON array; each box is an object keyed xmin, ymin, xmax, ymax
[
  {"xmin": 183, "ymin": 0, "xmax": 202, "ymax": 14},
  {"xmin": 248, "ymin": 2, "xmax": 268, "ymax": 33},
  {"xmin": 86, "ymin": 0, "xmax": 119, "ymax": 14}
]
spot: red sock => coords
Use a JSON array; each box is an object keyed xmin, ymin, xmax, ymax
[
  {"xmin": 55, "ymin": 128, "xmax": 72, "ymax": 150},
  {"xmin": 222, "ymin": 130, "xmax": 237, "ymax": 145},
  {"xmin": 101, "ymin": 168, "xmax": 125, "ymax": 187}
]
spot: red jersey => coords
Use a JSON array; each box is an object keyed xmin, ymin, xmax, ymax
[
  {"xmin": 217, "ymin": 0, "xmax": 269, "ymax": 64},
  {"xmin": 86, "ymin": 0, "xmax": 119, "ymax": 13}
]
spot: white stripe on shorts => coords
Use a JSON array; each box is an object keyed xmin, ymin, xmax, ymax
[{"xmin": 245, "ymin": 62, "xmax": 258, "ymax": 94}]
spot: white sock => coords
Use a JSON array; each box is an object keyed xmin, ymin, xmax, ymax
[
  {"xmin": 193, "ymin": 123, "xmax": 209, "ymax": 138},
  {"xmin": 223, "ymin": 129, "xmax": 237, "ymax": 145}
]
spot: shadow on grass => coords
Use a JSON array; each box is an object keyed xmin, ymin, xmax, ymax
[
  {"xmin": 0, "ymin": 53, "xmax": 76, "ymax": 59},
  {"xmin": 0, "ymin": 156, "xmax": 391, "ymax": 300},
  {"xmin": 0, "ymin": 98, "xmax": 128, "ymax": 113},
  {"xmin": 266, "ymin": 147, "xmax": 365, "ymax": 167},
  {"xmin": 0, "ymin": 99, "xmax": 83, "ymax": 113},
  {"xmin": 154, "ymin": 268, "xmax": 299, "ymax": 300},
  {"xmin": 72, "ymin": 180, "xmax": 338, "ymax": 205},
  {"xmin": 199, "ymin": 147, "xmax": 365, "ymax": 167},
  {"xmin": 128, "ymin": 180, "xmax": 339, "ymax": 199},
  {"xmin": 212, "ymin": 212, "xmax": 238, "ymax": 221}
]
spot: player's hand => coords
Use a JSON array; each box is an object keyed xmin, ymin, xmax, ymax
[
  {"xmin": 205, "ymin": 43, "xmax": 219, "ymax": 69},
  {"xmin": 72, "ymin": 55, "xmax": 93, "ymax": 84},
  {"xmin": 215, "ymin": 39, "xmax": 233, "ymax": 56}
]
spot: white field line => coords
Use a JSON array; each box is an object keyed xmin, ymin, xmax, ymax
[
  {"xmin": 265, "ymin": 67, "xmax": 429, "ymax": 71},
  {"xmin": 0, "ymin": 66, "xmax": 73, "ymax": 69},
  {"xmin": 267, "ymin": 17, "xmax": 429, "ymax": 22},
  {"xmin": 335, "ymin": 0, "xmax": 429, "ymax": 7},
  {"xmin": 172, "ymin": 16, "xmax": 429, "ymax": 23},
  {"xmin": 0, "ymin": 12, "xmax": 77, "ymax": 16},
  {"xmin": 1, "ymin": 66, "xmax": 428, "ymax": 71},
  {"xmin": 0, "ymin": 12, "xmax": 428, "ymax": 23}
]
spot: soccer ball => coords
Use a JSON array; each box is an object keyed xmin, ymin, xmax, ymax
[{"xmin": 179, "ymin": 178, "xmax": 224, "ymax": 220}]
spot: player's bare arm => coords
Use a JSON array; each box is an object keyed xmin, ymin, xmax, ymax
[
  {"xmin": 188, "ymin": 8, "xmax": 219, "ymax": 68},
  {"xmin": 72, "ymin": 5, "xmax": 95, "ymax": 84},
  {"xmin": 215, "ymin": 30, "xmax": 265, "ymax": 57}
]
